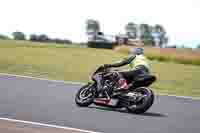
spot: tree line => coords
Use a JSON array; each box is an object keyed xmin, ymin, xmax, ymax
[
  {"xmin": 0, "ymin": 20, "xmax": 199, "ymax": 48},
  {"xmin": 86, "ymin": 19, "xmax": 168, "ymax": 48},
  {"xmin": 0, "ymin": 32, "xmax": 72, "ymax": 44}
]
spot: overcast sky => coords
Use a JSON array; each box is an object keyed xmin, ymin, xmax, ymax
[{"xmin": 0, "ymin": 0, "xmax": 200, "ymax": 47}]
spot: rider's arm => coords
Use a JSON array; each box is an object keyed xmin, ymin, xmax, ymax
[{"xmin": 108, "ymin": 55, "xmax": 136, "ymax": 68}]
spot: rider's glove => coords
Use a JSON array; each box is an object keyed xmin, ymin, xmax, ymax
[{"xmin": 103, "ymin": 64, "xmax": 111, "ymax": 68}]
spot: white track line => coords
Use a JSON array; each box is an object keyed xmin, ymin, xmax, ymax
[
  {"xmin": 0, "ymin": 73, "xmax": 199, "ymax": 100},
  {"xmin": 0, "ymin": 73, "xmax": 85, "ymax": 85},
  {"xmin": 0, "ymin": 117, "xmax": 101, "ymax": 133},
  {"xmin": 158, "ymin": 94, "xmax": 200, "ymax": 100}
]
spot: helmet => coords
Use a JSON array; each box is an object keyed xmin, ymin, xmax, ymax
[{"xmin": 132, "ymin": 47, "xmax": 144, "ymax": 55}]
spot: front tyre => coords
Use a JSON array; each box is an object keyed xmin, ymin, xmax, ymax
[
  {"xmin": 75, "ymin": 83, "xmax": 96, "ymax": 107},
  {"xmin": 126, "ymin": 87, "xmax": 154, "ymax": 114}
]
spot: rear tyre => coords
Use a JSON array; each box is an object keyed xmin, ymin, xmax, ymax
[
  {"xmin": 75, "ymin": 83, "xmax": 96, "ymax": 107},
  {"xmin": 126, "ymin": 87, "xmax": 154, "ymax": 114}
]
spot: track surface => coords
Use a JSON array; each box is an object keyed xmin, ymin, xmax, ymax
[
  {"xmin": 0, "ymin": 119, "xmax": 83, "ymax": 133},
  {"xmin": 0, "ymin": 74, "xmax": 200, "ymax": 133}
]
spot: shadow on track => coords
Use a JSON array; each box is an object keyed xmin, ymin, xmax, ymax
[{"xmin": 88, "ymin": 106, "xmax": 167, "ymax": 118}]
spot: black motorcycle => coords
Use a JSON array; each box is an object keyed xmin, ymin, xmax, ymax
[{"xmin": 75, "ymin": 65, "xmax": 156, "ymax": 114}]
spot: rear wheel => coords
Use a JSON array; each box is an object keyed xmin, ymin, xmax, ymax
[
  {"xmin": 126, "ymin": 87, "xmax": 154, "ymax": 114},
  {"xmin": 75, "ymin": 83, "xmax": 96, "ymax": 107}
]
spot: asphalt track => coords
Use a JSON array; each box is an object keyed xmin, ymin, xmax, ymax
[{"xmin": 0, "ymin": 74, "xmax": 200, "ymax": 133}]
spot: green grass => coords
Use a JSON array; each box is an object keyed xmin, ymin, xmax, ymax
[{"xmin": 0, "ymin": 39, "xmax": 200, "ymax": 97}]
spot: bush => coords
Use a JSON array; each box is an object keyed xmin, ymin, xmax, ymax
[
  {"xmin": 29, "ymin": 34, "xmax": 38, "ymax": 41},
  {"xmin": 88, "ymin": 41, "xmax": 116, "ymax": 49},
  {"xmin": 29, "ymin": 34, "xmax": 72, "ymax": 44},
  {"xmin": 0, "ymin": 34, "xmax": 10, "ymax": 40}
]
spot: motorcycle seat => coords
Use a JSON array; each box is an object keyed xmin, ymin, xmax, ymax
[{"xmin": 133, "ymin": 74, "xmax": 156, "ymax": 87}]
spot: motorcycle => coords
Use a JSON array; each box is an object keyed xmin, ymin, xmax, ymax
[{"xmin": 75, "ymin": 65, "xmax": 156, "ymax": 114}]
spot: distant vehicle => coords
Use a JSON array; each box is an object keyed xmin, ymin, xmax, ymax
[
  {"xmin": 87, "ymin": 32, "xmax": 116, "ymax": 49},
  {"xmin": 75, "ymin": 64, "xmax": 156, "ymax": 114},
  {"xmin": 115, "ymin": 34, "xmax": 144, "ymax": 46},
  {"xmin": 115, "ymin": 34, "xmax": 129, "ymax": 44}
]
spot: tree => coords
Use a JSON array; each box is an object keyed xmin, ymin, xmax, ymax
[
  {"xmin": 29, "ymin": 33, "xmax": 72, "ymax": 44},
  {"xmin": 197, "ymin": 44, "xmax": 200, "ymax": 49},
  {"xmin": 12, "ymin": 31, "xmax": 26, "ymax": 40},
  {"xmin": 29, "ymin": 34, "xmax": 38, "ymax": 41},
  {"xmin": 29, "ymin": 34, "xmax": 49, "ymax": 42},
  {"xmin": 153, "ymin": 24, "xmax": 168, "ymax": 47},
  {"xmin": 139, "ymin": 24, "xmax": 154, "ymax": 46},
  {"xmin": 125, "ymin": 22, "xmax": 137, "ymax": 39},
  {"xmin": 86, "ymin": 19, "xmax": 100, "ymax": 33},
  {"xmin": 86, "ymin": 19, "xmax": 100, "ymax": 42},
  {"xmin": 63, "ymin": 39, "xmax": 72, "ymax": 44},
  {"xmin": 163, "ymin": 36, "xmax": 169, "ymax": 47},
  {"xmin": 37, "ymin": 34, "xmax": 49, "ymax": 42}
]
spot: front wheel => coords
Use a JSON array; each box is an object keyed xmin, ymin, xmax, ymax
[
  {"xmin": 75, "ymin": 83, "xmax": 96, "ymax": 107},
  {"xmin": 126, "ymin": 87, "xmax": 154, "ymax": 114}
]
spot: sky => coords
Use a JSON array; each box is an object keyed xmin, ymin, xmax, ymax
[{"xmin": 0, "ymin": 0, "xmax": 200, "ymax": 47}]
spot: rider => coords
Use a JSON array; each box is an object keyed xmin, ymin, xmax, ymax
[{"xmin": 99, "ymin": 47, "xmax": 150, "ymax": 91}]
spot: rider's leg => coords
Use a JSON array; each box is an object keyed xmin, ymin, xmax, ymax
[
  {"xmin": 94, "ymin": 74, "xmax": 103, "ymax": 92},
  {"xmin": 119, "ymin": 67, "xmax": 147, "ymax": 89},
  {"xmin": 94, "ymin": 74, "xmax": 109, "ymax": 98},
  {"xmin": 120, "ymin": 65, "xmax": 149, "ymax": 83},
  {"xmin": 120, "ymin": 69, "xmax": 142, "ymax": 84}
]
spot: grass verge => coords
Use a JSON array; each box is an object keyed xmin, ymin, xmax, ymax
[
  {"xmin": 114, "ymin": 45, "xmax": 200, "ymax": 66},
  {"xmin": 0, "ymin": 40, "xmax": 200, "ymax": 97}
]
